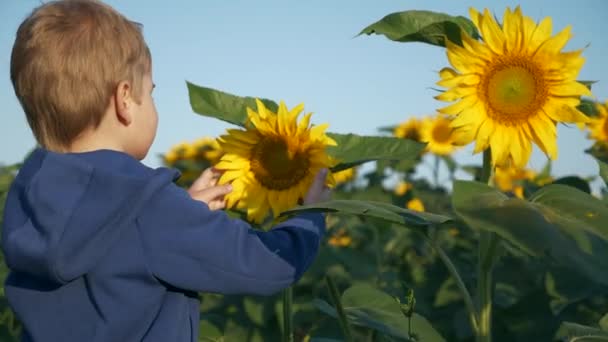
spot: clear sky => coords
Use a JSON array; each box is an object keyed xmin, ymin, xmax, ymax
[{"xmin": 1, "ymin": 0, "xmax": 607, "ymax": 188}]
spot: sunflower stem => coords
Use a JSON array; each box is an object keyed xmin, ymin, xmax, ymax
[
  {"xmin": 282, "ymin": 286, "xmax": 294, "ymax": 342},
  {"xmin": 425, "ymin": 231, "xmax": 478, "ymax": 334},
  {"xmin": 433, "ymin": 154, "xmax": 440, "ymax": 187},
  {"xmin": 326, "ymin": 275, "xmax": 354, "ymax": 342},
  {"xmin": 477, "ymin": 149, "xmax": 498, "ymax": 342}
]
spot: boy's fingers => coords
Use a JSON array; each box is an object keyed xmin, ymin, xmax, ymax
[
  {"xmin": 310, "ymin": 168, "xmax": 328, "ymax": 193},
  {"xmin": 201, "ymin": 184, "xmax": 232, "ymax": 201}
]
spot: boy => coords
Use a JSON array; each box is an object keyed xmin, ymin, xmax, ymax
[{"xmin": 2, "ymin": 1, "xmax": 330, "ymax": 341}]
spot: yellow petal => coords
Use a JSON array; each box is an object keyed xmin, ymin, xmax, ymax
[
  {"xmin": 543, "ymin": 103, "xmax": 590, "ymax": 124},
  {"xmin": 529, "ymin": 114, "xmax": 557, "ymax": 159},
  {"xmin": 550, "ymin": 81, "xmax": 593, "ymax": 97},
  {"xmin": 481, "ymin": 8, "xmax": 506, "ymax": 54},
  {"xmin": 528, "ymin": 17, "xmax": 553, "ymax": 54},
  {"xmin": 474, "ymin": 118, "xmax": 495, "ymax": 153},
  {"xmin": 437, "ymin": 73, "xmax": 480, "ymax": 88},
  {"xmin": 535, "ymin": 25, "xmax": 572, "ymax": 56}
]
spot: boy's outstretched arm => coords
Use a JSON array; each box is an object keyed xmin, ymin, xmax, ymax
[{"xmin": 137, "ymin": 170, "xmax": 329, "ymax": 296}]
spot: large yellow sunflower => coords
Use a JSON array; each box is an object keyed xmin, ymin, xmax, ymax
[
  {"xmin": 394, "ymin": 117, "xmax": 423, "ymax": 142},
  {"xmin": 216, "ymin": 99, "xmax": 337, "ymax": 224},
  {"xmin": 437, "ymin": 6, "xmax": 591, "ymax": 168},
  {"xmin": 587, "ymin": 101, "xmax": 608, "ymax": 143},
  {"xmin": 420, "ymin": 115, "xmax": 461, "ymax": 155}
]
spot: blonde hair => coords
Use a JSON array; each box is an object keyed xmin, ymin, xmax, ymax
[{"xmin": 10, "ymin": 0, "xmax": 151, "ymax": 150}]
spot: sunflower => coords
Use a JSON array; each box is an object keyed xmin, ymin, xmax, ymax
[
  {"xmin": 332, "ymin": 167, "xmax": 356, "ymax": 186},
  {"xmin": 394, "ymin": 181, "xmax": 413, "ymax": 196},
  {"xmin": 216, "ymin": 99, "xmax": 337, "ymax": 224},
  {"xmin": 493, "ymin": 165, "xmax": 536, "ymax": 198},
  {"xmin": 192, "ymin": 137, "xmax": 223, "ymax": 164},
  {"xmin": 394, "ymin": 117, "xmax": 423, "ymax": 142},
  {"xmin": 587, "ymin": 101, "xmax": 608, "ymax": 143},
  {"xmin": 437, "ymin": 6, "xmax": 591, "ymax": 168},
  {"xmin": 406, "ymin": 198, "xmax": 425, "ymax": 212},
  {"xmin": 420, "ymin": 115, "xmax": 461, "ymax": 155}
]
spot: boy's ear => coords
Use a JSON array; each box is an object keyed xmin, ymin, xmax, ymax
[{"xmin": 114, "ymin": 80, "xmax": 133, "ymax": 126}]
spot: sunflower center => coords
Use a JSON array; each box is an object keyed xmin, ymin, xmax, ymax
[
  {"xmin": 405, "ymin": 128, "xmax": 421, "ymax": 141},
  {"xmin": 483, "ymin": 59, "xmax": 547, "ymax": 125},
  {"xmin": 432, "ymin": 121, "xmax": 452, "ymax": 144},
  {"xmin": 250, "ymin": 137, "xmax": 310, "ymax": 190}
]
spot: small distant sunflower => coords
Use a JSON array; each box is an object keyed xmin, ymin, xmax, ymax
[
  {"xmin": 420, "ymin": 115, "xmax": 461, "ymax": 155},
  {"xmin": 216, "ymin": 99, "xmax": 336, "ymax": 223},
  {"xmin": 332, "ymin": 167, "xmax": 356, "ymax": 186},
  {"xmin": 587, "ymin": 101, "xmax": 608, "ymax": 143},
  {"xmin": 406, "ymin": 198, "xmax": 425, "ymax": 212},
  {"xmin": 493, "ymin": 165, "xmax": 536, "ymax": 198},
  {"xmin": 394, "ymin": 118, "xmax": 423, "ymax": 142},
  {"xmin": 437, "ymin": 6, "xmax": 591, "ymax": 168},
  {"xmin": 394, "ymin": 181, "xmax": 413, "ymax": 196},
  {"xmin": 192, "ymin": 137, "xmax": 223, "ymax": 164}
]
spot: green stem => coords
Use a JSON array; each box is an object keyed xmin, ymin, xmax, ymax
[
  {"xmin": 427, "ymin": 234, "xmax": 478, "ymax": 334},
  {"xmin": 372, "ymin": 225, "xmax": 382, "ymax": 284},
  {"xmin": 326, "ymin": 275, "xmax": 354, "ymax": 342},
  {"xmin": 433, "ymin": 154, "xmax": 440, "ymax": 187},
  {"xmin": 477, "ymin": 149, "xmax": 497, "ymax": 342},
  {"xmin": 282, "ymin": 286, "xmax": 293, "ymax": 342}
]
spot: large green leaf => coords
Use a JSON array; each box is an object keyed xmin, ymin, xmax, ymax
[
  {"xmin": 327, "ymin": 133, "xmax": 424, "ymax": 172},
  {"xmin": 358, "ymin": 10, "xmax": 479, "ymax": 47},
  {"xmin": 529, "ymin": 184, "xmax": 608, "ymax": 243},
  {"xmin": 187, "ymin": 81, "xmax": 277, "ymax": 127},
  {"xmin": 281, "ymin": 199, "xmax": 451, "ymax": 229},
  {"xmin": 598, "ymin": 159, "xmax": 608, "ymax": 186},
  {"xmin": 554, "ymin": 322, "xmax": 608, "ymax": 341},
  {"xmin": 315, "ymin": 284, "xmax": 444, "ymax": 341},
  {"xmin": 452, "ymin": 181, "xmax": 608, "ymax": 285},
  {"xmin": 187, "ymin": 83, "xmax": 425, "ymax": 172}
]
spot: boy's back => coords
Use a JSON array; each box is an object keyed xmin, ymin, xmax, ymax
[{"xmin": 3, "ymin": 148, "xmax": 325, "ymax": 341}]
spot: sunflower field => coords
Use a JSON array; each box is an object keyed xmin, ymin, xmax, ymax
[{"xmin": 2, "ymin": 6, "xmax": 608, "ymax": 342}]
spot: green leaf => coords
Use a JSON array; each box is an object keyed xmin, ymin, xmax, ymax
[
  {"xmin": 315, "ymin": 284, "xmax": 444, "ymax": 341},
  {"xmin": 327, "ymin": 133, "xmax": 425, "ymax": 172},
  {"xmin": 578, "ymin": 98, "xmax": 600, "ymax": 117},
  {"xmin": 554, "ymin": 322, "xmax": 608, "ymax": 341},
  {"xmin": 187, "ymin": 81, "xmax": 278, "ymax": 127},
  {"xmin": 529, "ymin": 184, "xmax": 608, "ymax": 243},
  {"xmin": 600, "ymin": 313, "xmax": 608, "ymax": 331},
  {"xmin": 580, "ymin": 80, "xmax": 598, "ymax": 90},
  {"xmin": 452, "ymin": 181, "xmax": 608, "ymax": 285},
  {"xmin": 598, "ymin": 159, "xmax": 608, "ymax": 187},
  {"xmin": 281, "ymin": 199, "xmax": 451, "ymax": 229},
  {"xmin": 549, "ymin": 176, "xmax": 591, "ymax": 194},
  {"xmin": 359, "ymin": 10, "xmax": 480, "ymax": 47}
]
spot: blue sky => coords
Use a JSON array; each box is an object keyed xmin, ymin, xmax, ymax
[{"xmin": 1, "ymin": 0, "xmax": 607, "ymax": 188}]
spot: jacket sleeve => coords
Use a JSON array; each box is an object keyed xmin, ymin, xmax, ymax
[{"xmin": 136, "ymin": 182, "xmax": 326, "ymax": 295}]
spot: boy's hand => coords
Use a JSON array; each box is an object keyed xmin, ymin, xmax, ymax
[
  {"xmin": 188, "ymin": 168, "xmax": 232, "ymax": 210},
  {"xmin": 303, "ymin": 168, "xmax": 331, "ymax": 205}
]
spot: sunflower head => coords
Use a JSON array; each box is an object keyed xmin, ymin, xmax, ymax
[
  {"xmin": 332, "ymin": 167, "xmax": 356, "ymax": 186},
  {"xmin": 587, "ymin": 101, "xmax": 608, "ymax": 143},
  {"xmin": 394, "ymin": 181, "xmax": 413, "ymax": 196},
  {"xmin": 420, "ymin": 115, "xmax": 461, "ymax": 155},
  {"xmin": 437, "ymin": 6, "xmax": 591, "ymax": 168},
  {"xmin": 493, "ymin": 164, "xmax": 536, "ymax": 194},
  {"xmin": 394, "ymin": 118, "xmax": 423, "ymax": 142},
  {"xmin": 216, "ymin": 99, "xmax": 337, "ymax": 224},
  {"xmin": 406, "ymin": 198, "xmax": 425, "ymax": 212}
]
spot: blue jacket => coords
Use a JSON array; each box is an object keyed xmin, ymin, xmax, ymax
[{"xmin": 1, "ymin": 148, "xmax": 325, "ymax": 342}]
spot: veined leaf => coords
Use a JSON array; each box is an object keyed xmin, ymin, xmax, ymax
[
  {"xmin": 187, "ymin": 81, "xmax": 277, "ymax": 127},
  {"xmin": 327, "ymin": 133, "xmax": 424, "ymax": 172},
  {"xmin": 452, "ymin": 181, "xmax": 608, "ymax": 285},
  {"xmin": 359, "ymin": 10, "xmax": 479, "ymax": 47},
  {"xmin": 281, "ymin": 199, "xmax": 451, "ymax": 229},
  {"xmin": 554, "ymin": 322, "xmax": 608, "ymax": 341},
  {"xmin": 314, "ymin": 284, "xmax": 444, "ymax": 341}
]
